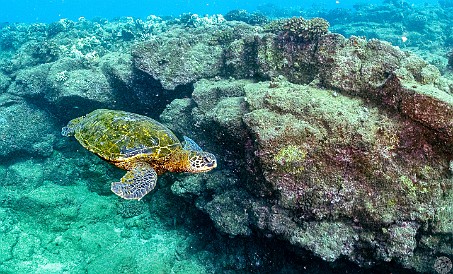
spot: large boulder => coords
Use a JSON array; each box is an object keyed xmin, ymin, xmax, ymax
[
  {"xmin": 7, "ymin": 58, "xmax": 118, "ymax": 118},
  {"xmin": 0, "ymin": 94, "xmax": 56, "ymax": 158},
  {"xmin": 170, "ymin": 77, "xmax": 452, "ymax": 271},
  {"xmin": 7, "ymin": 62, "xmax": 52, "ymax": 98},
  {"xmin": 242, "ymin": 79, "xmax": 450, "ymax": 226},
  {"xmin": 256, "ymin": 31, "xmax": 453, "ymax": 141},
  {"xmin": 132, "ymin": 21, "xmax": 262, "ymax": 90},
  {"xmin": 132, "ymin": 27, "xmax": 223, "ymax": 90}
]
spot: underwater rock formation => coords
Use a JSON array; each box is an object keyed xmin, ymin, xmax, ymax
[
  {"xmin": 0, "ymin": 11, "xmax": 451, "ymax": 273},
  {"xmin": 152, "ymin": 17, "xmax": 452, "ymax": 271},
  {"xmin": 131, "ymin": 17, "xmax": 275, "ymax": 91},
  {"xmin": 132, "ymin": 22, "xmax": 224, "ymax": 90},
  {"xmin": 0, "ymin": 94, "xmax": 56, "ymax": 157},
  {"xmin": 7, "ymin": 57, "xmax": 122, "ymax": 119},
  {"xmin": 224, "ymin": 9, "xmax": 268, "ymax": 26},
  {"xmin": 168, "ymin": 77, "xmax": 452, "ymax": 270}
]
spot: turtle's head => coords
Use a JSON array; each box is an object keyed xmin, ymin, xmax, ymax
[{"xmin": 187, "ymin": 151, "xmax": 217, "ymax": 173}]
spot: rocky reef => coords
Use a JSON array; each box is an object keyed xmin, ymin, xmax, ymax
[
  {"xmin": 174, "ymin": 77, "xmax": 451, "ymax": 270},
  {"xmin": 0, "ymin": 4, "xmax": 452, "ymax": 273}
]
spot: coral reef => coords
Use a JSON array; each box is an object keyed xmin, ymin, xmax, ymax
[{"xmin": 0, "ymin": 5, "xmax": 452, "ymax": 273}]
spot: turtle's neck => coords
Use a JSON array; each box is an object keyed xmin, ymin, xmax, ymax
[{"xmin": 158, "ymin": 148, "xmax": 190, "ymax": 174}]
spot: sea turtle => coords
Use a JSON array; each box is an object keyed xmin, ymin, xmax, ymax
[{"xmin": 62, "ymin": 109, "xmax": 217, "ymax": 200}]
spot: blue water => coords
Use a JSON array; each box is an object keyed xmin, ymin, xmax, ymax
[{"xmin": 2, "ymin": 0, "xmax": 433, "ymax": 23}]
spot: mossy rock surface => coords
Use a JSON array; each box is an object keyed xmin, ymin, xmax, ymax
[{"xmin": 183, "ymin": 78, "xmax": 452, "ymax": 268}]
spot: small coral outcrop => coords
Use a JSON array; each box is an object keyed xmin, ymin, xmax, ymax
[
  {"xmin": 224, "ymin": 9, "xmax": 268, "ymax": 25},
  {"xmin": 279, "ymin": 17, "xmax": 330, "ymax": 42}
]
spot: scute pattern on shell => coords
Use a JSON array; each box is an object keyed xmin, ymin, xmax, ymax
[{"xmin": 71, "ymin": 109, "xmax": 181, "ymax": 161}]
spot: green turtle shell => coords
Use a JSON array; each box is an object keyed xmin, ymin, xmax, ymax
[{"xmin": 69, "ymin": 109, "xmax": 181, "ymax": 162}]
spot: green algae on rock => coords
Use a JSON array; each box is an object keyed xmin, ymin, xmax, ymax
[{"xmin": 242, "ymin": 79, "xmax": 449, "ymax": 224}]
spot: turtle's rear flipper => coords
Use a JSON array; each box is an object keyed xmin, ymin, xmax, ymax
[{"xmin": 111, "ymin": 162, "xmax": 157, "ymax": 201}]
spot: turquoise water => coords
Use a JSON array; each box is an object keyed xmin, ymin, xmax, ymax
[
  {"xmin": 1, "ymin": 0, "xmax": 452, "ymax": 273},
  {"xmin": 2, "ymin": 0, "xmax": 431, "ymax": 22}
]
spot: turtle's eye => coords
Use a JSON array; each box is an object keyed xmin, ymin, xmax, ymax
[
  {"xmin": 202, "ymin": 154, "xmax": 216, "ymax": 168},
  {"xmin": 190, "ymin": 152, "xmax": 217, "ymax": 171},
  {"xmin": 203, "ymin": 157, "xmax": 211, "ymax": 165}
]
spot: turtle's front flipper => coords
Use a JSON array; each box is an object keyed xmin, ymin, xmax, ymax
[
  {"xmin": 183, "ymin": 136, "xmax": 203, "ymax": 151},
  {"xmin": 111, "ymin": 162, "xmax": 157, "ymax": 201}
]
